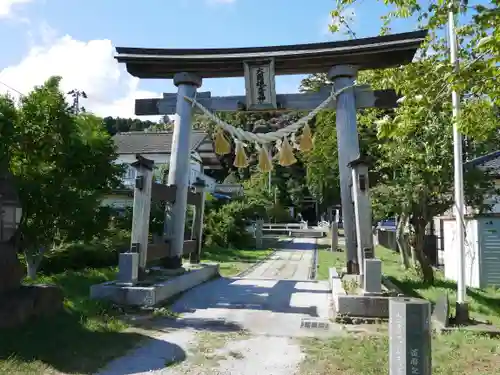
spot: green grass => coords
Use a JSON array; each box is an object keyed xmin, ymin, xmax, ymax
[
  {"xmin": 316, "ymin": 248, "xmax": 345, "ymax": 280},
  {"xmin": 307, "ymin": 245, "xmax": 500, "ymax": 374},
  {"xmin": 301, "ymin": 330, "xmax": 500, "ymax": 375},
  {"xmin": 0, "ymin": 268, "xmax": 145, "ymax": 375},
  {"xmin": 200, "ymin": 244, "xmax": 274, "ymax": 277},
  {"xmin": 317, "ymin": 244, "xmax": 500, "ymax": 326},
  {"xmin": 376, "ymin": 246, "xmax": 500, "ymax": 326}
]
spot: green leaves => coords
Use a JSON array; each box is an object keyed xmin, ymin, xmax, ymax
[{"xmin": 1, "ymin": 77, "xmax": 121, "ymax": 257}]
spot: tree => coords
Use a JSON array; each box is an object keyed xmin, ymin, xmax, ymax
[
  {"xmin": 102, "ymin": 116, "xmax": 158, "ymax": 135},
  {"xmin": 316, "ymin": 0, "xmax": 499, "ymax": 282},
  {"xmin": 300, "ymin": 69, "xmax": 393, "ymax": 209},
  {"xmin": 2, "ymin": 76, "xmax": 122, "ymax": 278},
  {"xmin": 372, "ymin": 58, "xmax": 499, "ymax": 282},
  {"xmin": 303, "ymin": 108, "xmax": 387, "ymax": 208}
]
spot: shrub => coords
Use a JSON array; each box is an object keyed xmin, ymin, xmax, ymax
[
  {"xmin": 37, "ymin": 229, "xmax": 130, "ymax": 275},
  {"xmin": 203, "ymin": 199, "xmax": 261, "ymax": 249},
  {"xmin": 267, "ymin": 202, "xmax": 293, "ymax": 223}
]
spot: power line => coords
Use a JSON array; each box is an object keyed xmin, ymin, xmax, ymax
[{"xmin": 0, "ymin": 80, "xmax": 25, "ymax": 97}]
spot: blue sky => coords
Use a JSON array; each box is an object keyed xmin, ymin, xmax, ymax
[{"xmin": 0, "ymin": 0, "xmax": 434, "ymax": 117}]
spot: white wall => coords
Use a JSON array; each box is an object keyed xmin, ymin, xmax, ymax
[
  {"xmin": 101, "ymin": 196, "xmax": 133, "ymax": 209},
  {"xmin": 443, "ymin": 218, "xmax": 481, "ymax": 288},
  {"xmin": 115, "ymin": 153, "xmax": 217, "ymax": 193}
]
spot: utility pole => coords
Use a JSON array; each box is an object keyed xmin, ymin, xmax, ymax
[
  {"xmin": 448, "ymin": 2, "xmax": 469, "ymax": 322},
  {"xmin": 67, "ymin": 89, "xmax": 87, "ymax": 114}
]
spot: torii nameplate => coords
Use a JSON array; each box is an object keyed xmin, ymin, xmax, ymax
[
  {"xmin": 136, "ymin": 85, "xmax": 398, "ymax": 116},
  {"xmin": 243, "ymin": 59, "xmax": 277, "ymax": 111}
]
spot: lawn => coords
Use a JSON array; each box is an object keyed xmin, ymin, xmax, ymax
[
  {"xmin": 376, "ymin": 246, "xmax": 500, "ymax": 326},
  {"xmin": 200, "ymin": 244, "xmax": 275, "ymax": 277},
  {"xmin": 307, "ymin": 245, "xmax": 500, "ymax": 374},
  {"xmin": 301, "ymin": 330, "xmax": 500, "ymax": 375},
  {"xmin": 0, "ymin": 241, "xmax": 276, "ymax": 374},
  {"xmin": 316, "ymin": 247, "xmax": 345, "ymax": 280},
  {"xmin": 0, "ymin": 268, "xmax": 146, "ymax": 375},
  {"xmin": 317, "ymin": 245, "xmax": 500, "ymax": 325}
]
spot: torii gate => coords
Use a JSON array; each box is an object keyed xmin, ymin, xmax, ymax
[{"xmin": 115, "ymin": 30, "xmax": 427, "ymax": 272}]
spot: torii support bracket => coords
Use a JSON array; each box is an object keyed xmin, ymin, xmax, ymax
[{"xmin": 135, "ymin": 85, "xmax": 399, "ymax": 116}]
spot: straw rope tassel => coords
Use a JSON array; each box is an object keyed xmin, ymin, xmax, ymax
[
  {"xmin": 258, "ymin": 145, "xmax": 273, "ymax": 172},
  {"xmin": 233, "ymin": 140, "xmax": 249, "ymax": 168},
  {"xmin": 214, "ymin": 127, "xmax": 231, "ymax": 155},
  {"xmin": 299, "ymin": 123, "xmax": 313, "ymax": 152},
  {"xmin": 279, "ymin": 137, "xmax": 297, "ymax": 166}
]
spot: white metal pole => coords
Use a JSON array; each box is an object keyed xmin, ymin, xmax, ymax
[{"xmin": 448, "ymin": 7, "xmax": 467, "ymax": 309}]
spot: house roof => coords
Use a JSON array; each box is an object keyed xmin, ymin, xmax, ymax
[
  {"xmin": 465, "ymin": 150, "xmax": 500, "ymax": 176},
  {"xmin": 115, "ymin": 30, "xmax": 428, "ymax": 79},
  {"xmin": 112, "ymin": 131, "xmax": 220, "ymax": 169}
]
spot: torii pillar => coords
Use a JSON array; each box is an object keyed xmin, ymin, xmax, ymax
[
  {"xmin": 329, "ymin": 65, "xmax": 361, "ymax": 273},
  {"xmin": 164, "ymin": 72, "xmax": 202, "ymax": 268}
]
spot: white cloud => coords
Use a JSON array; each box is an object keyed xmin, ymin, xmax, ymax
[
  {"xmin": 0, "ymin": 30, "xmax": 161, "ymax": 119},
  {"xmin": 0, "ymin": 0, "xmax": 33, "ymax": 18}
]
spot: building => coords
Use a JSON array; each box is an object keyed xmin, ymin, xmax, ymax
[
  {"xmin": 464, "ymin": 150, "xmax": 500, "ymax": 213},
  {"xmin": 435, "ymin": 150, "xmax": 500, "ymax": 267},
  {"xmin": 102, "ymin": 131, "xmax": 223, "ymax": 210}
]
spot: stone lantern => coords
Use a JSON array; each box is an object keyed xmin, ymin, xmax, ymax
[
  {"xmin": 0, "ymin": 169, "xmax": 25, "ymax": 294},
  {"xmin": 190, "ymin": 178, "xmax": 207, "ymax": 263},
  {"xmin": 0, "ymin": 166, "xmax": 63, "ymax": 328},
  {"xmin": 348, "ymin": 155, "xmax": 375, "ymax": 277}
]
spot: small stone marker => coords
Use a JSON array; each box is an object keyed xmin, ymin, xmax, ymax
[
  {"xmin": 117, "ymin": 252, "xmax": 139, "ymax": 285},
  {"xmin": 255, "ymin": 219, "xmax": 264, "ymax": 249},
  {"xmin": 431, "ymin": 293, "xmax": 449, "ymax": 329},
  {"xmin": 364, "ymin": 246, "xmax": 374, "ymax": 259},
  {"xmin": 389, "ymin": 298, "xmax": 432, "ymax": 375},
  {"xmin": 331, "ymin": 222, "xmax": 339, "ymax": 251},
  {"xmin": 363, "ymin": 258, "xmax": 382, "ymax": 294}
]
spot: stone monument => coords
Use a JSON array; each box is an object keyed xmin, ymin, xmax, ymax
[{"xmin": 389, "ymin": 298, "xmax": 432, "ymax": 375}]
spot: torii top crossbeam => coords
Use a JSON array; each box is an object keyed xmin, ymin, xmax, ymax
[{"xmin": 115, "ymin": 30, "xmax": 427, "ymax": 79}]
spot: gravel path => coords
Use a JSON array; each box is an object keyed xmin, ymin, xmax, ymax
[{"xmin": 98, "ymin": 237, "xmax": 341, "ymax": 375}]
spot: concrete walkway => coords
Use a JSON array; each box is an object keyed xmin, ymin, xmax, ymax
[{"xmin": 98, "ymin": 237, "xmax": 341, "ymax": 375}]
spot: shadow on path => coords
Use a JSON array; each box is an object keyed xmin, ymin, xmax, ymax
[
  {"xmin": 171, "ymin": 277, "xmax": 329, "ymax": 318},
  {"xmin": 132, "ymin": 316, "xmax": 244, "ymax": 333},
  {"xmin": 98, "ymin": 337, "xmax": 186, "ymax": 375}
]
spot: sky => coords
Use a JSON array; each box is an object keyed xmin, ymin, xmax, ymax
[{"xmin": 0, "ymin": 0, "xmax": 425, "ymax": 120}]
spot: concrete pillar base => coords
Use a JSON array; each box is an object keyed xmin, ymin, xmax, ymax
[
  {"xmin": 455, "ymin": 302, "xmax": 470, "ymax": 324},
  {"xmin": 163, "ymin": 256, "xmax": 183, "ymax": 270}
]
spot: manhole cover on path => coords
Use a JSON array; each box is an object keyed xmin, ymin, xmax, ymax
[{"xmin": 300, "ymin": 318, "xmax": 330, "ymax": 330}]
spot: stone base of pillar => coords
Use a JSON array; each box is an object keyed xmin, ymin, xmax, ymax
[
  {"xmin": 455, "ymin": 302, "xmax": 470, "ymax": 324},
  {"xmin": 162, "ymin": 256, "xmax": 183, "ymax": 269},
  {"xmin": 189, "ymin": 252, "xmax": 200, "ymax": 264},
  {"xmin": 346, "ymin": 261, "xmax": 360, "ymax": 275},
  {"xmin": 137, "ymin": 267, "xmax": 148, "ymax": 281}
]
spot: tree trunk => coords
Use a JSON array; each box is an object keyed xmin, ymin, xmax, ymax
[
  {"xmin": 396, "ymin": 214, "xmax": 411, "ymax": 269},
  {"xmin": 413, "ymin": 219, "xmax": 434, "ymax": 284},
  {"xmin": 24, "ymin": 248, "xmax": 46, "ymax": 280},
  {"xmin": 26, "ymin": 258, "xmax": 38, "ymax": 279}
]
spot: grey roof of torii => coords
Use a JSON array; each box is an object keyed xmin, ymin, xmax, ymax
[{"xmin": 115, "ymin": 30, "xmax": 428, "ymax": 79}]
